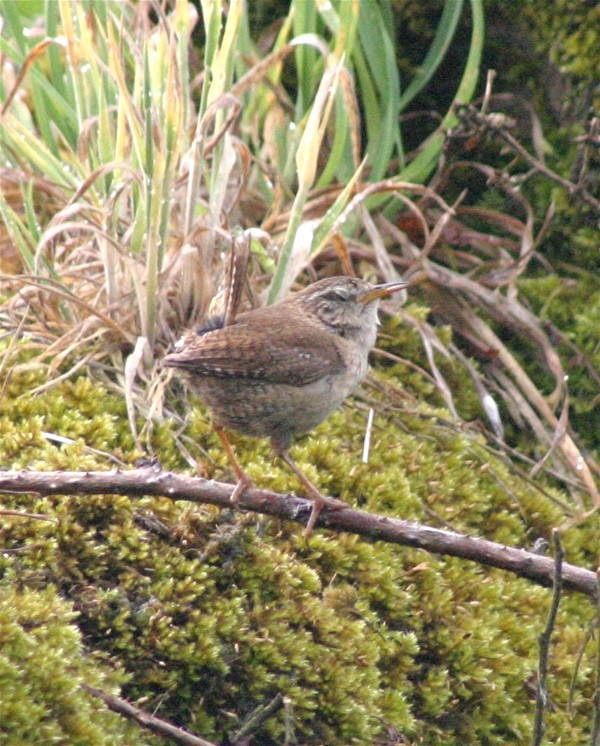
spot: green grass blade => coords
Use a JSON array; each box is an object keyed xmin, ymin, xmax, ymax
[
  {"xmin": 355, "ymin": 1, "xmax": 402, "ymax": 180},
  {"xmin": 397, "ymin": 0, "xmax": 484, "ymax": 185},
  {"xmin": 398, "ymin": 0, "xmax": 465, "ymax": 112},
  {"xmin": 293, "ymin": 0, "xmax": 321, "ymax": 113}
]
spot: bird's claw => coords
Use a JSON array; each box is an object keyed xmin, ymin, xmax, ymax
[
  {"xmin": 229, "ymin": 475, "xmax": 252, "ymax": 503},
  {"xmin": 303, "ymin": 494, "xmax": 348, "ymax": 538}
]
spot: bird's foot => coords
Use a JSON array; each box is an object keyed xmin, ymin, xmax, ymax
[
  {"xmin": 304, "ymin": 493, "xmax": 348, "ymax": 537},
  {"xmin": 229, "ymin": 474, "xmax": 253, "ymax": 503}
]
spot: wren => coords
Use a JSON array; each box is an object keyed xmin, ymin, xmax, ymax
[{"xmin": 164, "ymin": 275, "xmax": 408, "ymax": 534}]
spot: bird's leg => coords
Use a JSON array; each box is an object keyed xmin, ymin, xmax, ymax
[
  {"xmin": 278, "ymin": 450, "xmax": 347, "ymax": 536},
  {"xmin": 213, "ymin": 422, "xmax": 252, "ymax": 503}
]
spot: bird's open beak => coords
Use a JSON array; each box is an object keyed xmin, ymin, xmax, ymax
[{"xmin": 358, "ymin": 280, "xmax": 410, "ymax": 304}]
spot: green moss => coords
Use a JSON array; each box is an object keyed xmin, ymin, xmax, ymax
[
  {"xmin": 520, "ymin": 1, "xmax": 600, "ymax": 80},
  {"xmin": 516, "ymin": 275, "xmax": 600, "ymax": 455},
  {"xmin": 0, "ymin": 343, "xmax": 597, "ymax": 745},
  {"xmin": 0, "ymin": 584, "xmax": 149, "ymax": 745}
]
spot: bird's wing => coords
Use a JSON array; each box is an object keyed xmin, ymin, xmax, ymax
[{"xmin": 164, "ymin": 311, "xmax": 345, "ymax": 386}]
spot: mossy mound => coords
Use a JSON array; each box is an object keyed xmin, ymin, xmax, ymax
[
  {"xmin": 0, "ymin": 335, "xmax": 597, "ymax": 745},
  {"xmin": 0, "ymin": 583, "xmax": 150, "ymax": 745}
]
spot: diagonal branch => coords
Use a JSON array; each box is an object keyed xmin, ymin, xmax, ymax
[
  {"xmin": 82, "ymin": 684, "xmax": 217, "ymax": 746},
  {"xmin": 0, "ymin": 467, "xmax": 596, "ymax": 599}
]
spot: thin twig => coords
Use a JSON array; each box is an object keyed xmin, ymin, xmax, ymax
[
  {"xmin": 532, "ymin": 530, "xmax": 564, "ymax": 746},
  {"xmin": 458, "ymin": 106, "xmax": 600, "ymax": 213},
  {"xmin": 568, "ymin": 598, "xmax": 598, "ymax": 715},
  {"xmin": 283, "ymin": 697, "xmax": 296, "ymax": 746},
  {"xmin": 0, "ymin": 509, "xmax": 56, "ymax": 521},
  {"xmin": 592, "ymin": 569, "xmax": 600, "ymax": 746},
  {"xmin": 229, "ymin": 693, "xmax": 284, "ymax": 744},
  {"xmin": 82, "ymin": 684, "xmax": 218, "ymax": 746}
]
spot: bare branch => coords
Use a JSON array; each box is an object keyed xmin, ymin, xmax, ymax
[
  {"xmin": 0, "ymin": 467, "xmax": 597, "ymax": 599},
  {"xmin": 82, "ymin": 684, "xmax": 218, "ymax": 746}
]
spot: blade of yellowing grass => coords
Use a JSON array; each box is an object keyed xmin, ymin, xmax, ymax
[
  {"xmin": 2, "ymin": 113, "xmax": 78, "ymax": 187},
  {"xmin": 198, "ymin": 0, "xmax": 223, "ymax": 118},
  {"xmin": 58, "ymin": 0, "xmax": 93, "ymax": 125},
  {"xmin": 313, "ymin": 0, "xmax": 361, "ymax": 186},
  {"xmin": 310, "ymin": 157, "xmax": 368, "ymax": 256},
  {"xmin": 205, "ymin": 0, "xmax": 244, "ymax": 232},
  {"xmin": 268, "ymin": 58, "xmax": 344, "ymax": 302}
]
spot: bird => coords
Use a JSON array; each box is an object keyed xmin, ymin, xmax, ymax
[{"xmin": 164, "ymin": 275, "xmax": 408, "ymax": 534}]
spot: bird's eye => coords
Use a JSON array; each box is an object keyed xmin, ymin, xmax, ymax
[{"xmin": 324, "ymin": 289, "xmax": 351, "ymax": 302}]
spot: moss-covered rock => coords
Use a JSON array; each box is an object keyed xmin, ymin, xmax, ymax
[
  {"xmin": 0, "ymin": 335, "xmax": 597, "ymax": 745},
  {"xmin": 0, "ymin": 583, "xmax": 150, "ymax": 745}
]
